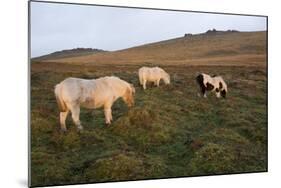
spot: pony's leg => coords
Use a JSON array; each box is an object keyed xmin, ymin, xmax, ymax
[
  {"xmin": 203, "ymin": 91, "xmax": 207, "ymax": 98},
  {"xmin": 109, "ymin": 109, "xmax": 113, "ymax": 121},
  {"xmin": 104, "ymin": 108, "xmax": 112, "ymax": 125},
  {"xmin": 139, "ymin": 76, "xmax": 143, "ymax": 86},
  {"xmin": 59, "ymin": 110, "xmax": 69, "ymax": 132},
  {"xmin": 215, "ymin": 91, "xmax": 221, "ymax": 98},
  {"xmin": 104, "ymin": 102, "xmax": 113, "ymax": 125},
  {"xmin": 143, "ymin": 80, "xmax": 147, "ymax": 90},
  {"xmin": 154, "ymin": 80, "xmax": 157, "ymax": 86},
  {"xmin": 69, "ymin": 103, "xmax": 83, "ymax": 131},
  {"xmin": 201, "ymin": 87, "xmax": 207, "ymax": 98},
  {"xmin": 156, "ymin": 79, "xmax": 160, "ymax": 87}
]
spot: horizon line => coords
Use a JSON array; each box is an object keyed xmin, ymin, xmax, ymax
[{"xmin": 31, "ymin": 29, "xmax": 267, "ymax": 59}]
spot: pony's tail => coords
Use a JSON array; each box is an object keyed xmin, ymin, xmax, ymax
[{"xmin": 54, "ymin": 84, "xmax": 67, "ymax": 112}]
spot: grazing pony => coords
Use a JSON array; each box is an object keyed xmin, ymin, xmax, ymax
[
  {"xmin": 196, "ymin": 73, "xmax": 228, "ymax": 98},
  {"xmin": 54, "ymin": 76, "xmax": 135, "ymax": 132},
  {"xmin": 138, "ymin": 66, "xmax": 170, "ymax": 90}
]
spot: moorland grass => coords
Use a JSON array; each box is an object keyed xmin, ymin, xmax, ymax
[{"xmin": 30, "ymin": 63, "xmax": 267, "ymax": 186}]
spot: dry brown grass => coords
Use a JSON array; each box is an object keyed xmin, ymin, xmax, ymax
[{"xmin": 41, "ymin": 31, "xmax": 266, "ymax": 66}]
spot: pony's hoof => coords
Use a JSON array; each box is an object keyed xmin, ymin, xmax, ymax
[
  {"xmin": 77, "ymin": 126, "xmax": 83, "ymax": 132},
  {"xmin": 60, "ymin": 128, "xmax": 67, "ymax": 133}
]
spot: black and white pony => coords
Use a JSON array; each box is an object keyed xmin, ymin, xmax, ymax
[{"xmin": 196, "ymin": 73, "xmax": 228, "ymax": 98}]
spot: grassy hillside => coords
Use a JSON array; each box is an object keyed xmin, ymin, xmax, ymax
[
  {"xmin": 42, "ymin": 31, "xmax": 267, "ymax": 66},
  {"xmin": 30, "ymin": 29, "xmax": 267, "ymax": 186},
  {"xmin": 31, "ymin": 62, "xmax": 267, "ymax": 187}
]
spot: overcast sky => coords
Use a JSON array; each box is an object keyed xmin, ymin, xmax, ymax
[{"xmin": 30, "ymin": 1, "xmax": 267, "ymax": 58}]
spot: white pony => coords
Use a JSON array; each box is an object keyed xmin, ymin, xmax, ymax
[
  {"xmin": 138, "ymin": 67, "xmax": 170, "ymax": 90},
  {"xmin": 54, "ymin": 76, "xmax": 135, "ymax": 132},
  {"xmin": 196, "ymin": 73, "xmax": 228, "ymax": 98}
]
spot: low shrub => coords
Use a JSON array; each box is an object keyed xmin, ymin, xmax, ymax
[
  {"xmin": 84, "ymin": 153, "xmax": 145, "ymax": 181},
  {"xmin": 189, "ymin": 143, "xmax": 236, "ymax": 174}
]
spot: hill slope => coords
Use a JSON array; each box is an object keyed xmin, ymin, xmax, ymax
[
  {"xmin": 32, "ymin": 48, "xmax": 107, "ymax": 61},
  {"xmin": 42, "ymin": 31, "xmax": 267, "ymax": 66}
]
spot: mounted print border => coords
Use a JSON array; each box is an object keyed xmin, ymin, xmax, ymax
[{"xmin": 28, "ymin": 0, "xmax": 268, "ymax": 187}]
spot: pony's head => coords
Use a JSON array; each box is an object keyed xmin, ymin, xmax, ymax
[
  {"xmin": 218, "ymin": 77, "xmax": 228, "ymax": 98},
  {"xmin": 123, "ymin": 84, "xmax": 135, "ymax": 107},
  {"xmin": 162, "ymin": 71, "xmax": 170, "ymax": 85},
  {"xmin": 220, "ymin": 89, "xmax": 227, "ymax": 98}
]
